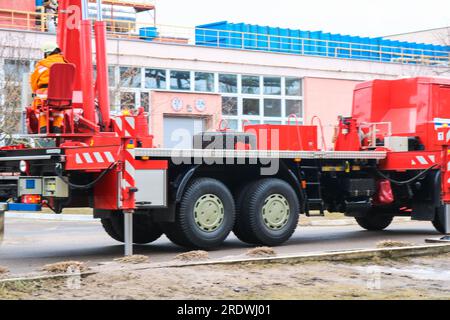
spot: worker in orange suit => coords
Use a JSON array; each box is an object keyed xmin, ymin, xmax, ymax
[{"xmin": 30, "ymin": 42, "xmax": 68, "ymax": 134}]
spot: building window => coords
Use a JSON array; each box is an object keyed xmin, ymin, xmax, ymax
[
  {"xmin": 145, "ymin": 69, "xmax": 166, "ymax": 89},
  {"xmin": 264, "ymin": 99, "xmax": 281, "ymax": 117},
  {"xmin": 286, "ymin": 100, "xmax": 303, "ymax": 117},
  {"xmin": 4, "ymin": 59, "xmax": 30, "ymax": 82},
  {"xmin": 120, "ymin": 92, "xmax": 136, "ymax": 110},
  {"xmin": 264, "ymin": 77, "xmax": 281, "ymax": 95},
  {"xmin": 140, "ymin": 92, "xmax": 150, "ymax": 112},
  {"xmin": 243, "ymin": 98, "xmax": 260, "ymax": 116},
  {"xmin": 264, "ymin": 120, "xmax": 283, "ymax": 125},
  {"xmin": 219, "ymin": 74, "xmax": 238, "ymax": 93},
  {"xmin": 195, "ymin": 72, "xmax": 214, "ymax": 92},
  {"xmin": 245, "ymin": 119, "xmax": 261, "ymax": 125},
  {"xmin": 285, "ymin": 77, "xmax": 302, "ymax": 96},
  {"xmin": 170, "ymin": 70, "xmax": 191, "ymax": 91},
  {"xmin": 222, "ymin": 96, "xmax": 238, "ymax": 116},
  {"xmin": 225, "ymin": 119, "xmax": 238, "ymax": 130},
  {"xmin": 109, "ymin": 89, "xmax": 118, "ymax": 112},
  {"xmin": 120, "ymin": 67, "xmax": 141, "ymax": 88},
  {"xmin": 242, "ymin": 75, "xmax": 260, "ymax": 94},
  {"xmin": 109, "ymin": 66, "xmax": 116, "ymax": 86}
]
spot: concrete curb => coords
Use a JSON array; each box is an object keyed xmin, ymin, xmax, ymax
[
  {"xmin": 5, "ymin": 212, "xmax": 95, "ymax": 222},
  {"xmin": 303, "ymin": 217, "xmax": 412, "ymax": 227},
  {"xmin": 0, "ymin": 271, "xmax": 97, "ymax": 284},
  {"xmin": 162, "ymin": 244, "xmax": 450, "ymax": 269}
]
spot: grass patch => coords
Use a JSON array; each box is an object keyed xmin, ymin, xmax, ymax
[{"xmin": 0, "ymin": 280, "xmax": 38, "ymax": 299}]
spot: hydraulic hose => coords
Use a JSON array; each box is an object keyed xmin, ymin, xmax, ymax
[
  {"xmin": 375, "ymin": 164, "xmax": 438, "ymax": 186},
  {"xmin": 55, "ymin": 162, "xmax": 118, "ymax": 190}
]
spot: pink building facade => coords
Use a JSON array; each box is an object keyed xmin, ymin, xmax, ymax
[{"xmin": 304, "ymin": 78, "xmax": 361, "ymax": 148}]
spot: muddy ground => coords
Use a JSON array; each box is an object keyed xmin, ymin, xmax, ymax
[{"xmin": 1, "ymin": 253, "xmax": 449, "ymax": 300}]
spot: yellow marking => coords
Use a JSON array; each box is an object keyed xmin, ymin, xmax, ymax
[{"xmin": 322, "ymin": 166, "xmax": 345, "ymax": 172}]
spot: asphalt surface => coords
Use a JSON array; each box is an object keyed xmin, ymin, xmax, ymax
[{"xmin": 0, "ymin": 217, "xmax": 442, "ymax": 275}]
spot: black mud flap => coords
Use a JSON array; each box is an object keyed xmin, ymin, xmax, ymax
[
  {"xmin": 344, "ymin": 200, "xmax": 372, "ymax": 217},
  {"xmin": 412, "ymin": 170, "xmax": 441, "ymax": 221}
]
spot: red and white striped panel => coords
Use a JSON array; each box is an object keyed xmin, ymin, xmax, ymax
[
  {"xmin": 75, "ymin": 151, "xmax": 116, "ymax": 165},
  {"xmin": 411, "ymin": 155, "xmax": 436, "ymax": 166},
  {"xmin": 114, "ymin": 116, "xmax": 136, "ymax": 138},
  {"xmin": 121, "ymin": 149, "xmax": 136, "ymax": 210},
  {"xmin": 65, "ymin": 148, "xmax": 119, "ymax": 171}
]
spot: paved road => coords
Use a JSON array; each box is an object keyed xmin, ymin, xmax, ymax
[{"xmin": 0, "ymin": 218, "xmax": 442, "ymax": 275}]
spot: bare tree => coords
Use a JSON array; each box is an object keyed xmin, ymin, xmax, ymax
[{"xmin": 0, "ymin": 33, "xmax": 34, "ymax": 145}]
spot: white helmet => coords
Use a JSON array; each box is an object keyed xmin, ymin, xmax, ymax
[{"xmin": 41, "ymin": 41, "xmax": 59, "ymax": 54}]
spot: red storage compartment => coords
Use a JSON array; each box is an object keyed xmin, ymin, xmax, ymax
[{"xmin": 244, "ymin": 124, "xmax": 318, "ymax": 151}]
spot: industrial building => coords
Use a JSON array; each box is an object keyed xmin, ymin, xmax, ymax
[{"xmin": 0, "ymin": 0, "xmax": 449, "ymax": 147}]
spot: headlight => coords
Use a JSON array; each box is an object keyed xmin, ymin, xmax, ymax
[{"xmin": 19, "ymin": 160, "xmax": 28, "ymax": 173}]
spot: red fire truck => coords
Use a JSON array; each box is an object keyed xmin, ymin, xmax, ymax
[{"xmin": 0, "ymin": 0, "xmax": 448, "ymax": 249}]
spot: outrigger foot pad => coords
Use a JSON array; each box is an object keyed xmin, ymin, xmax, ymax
[{"xmin": 425, "ymin": 236, "xmax": 450, "ymax": 243}]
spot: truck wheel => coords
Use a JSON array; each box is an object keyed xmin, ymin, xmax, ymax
[
  {"xmin": 101, "ymin": 218, "xmax": 123, "ymax": 242},
  {"xmin": 432, "ymin": 208, "xmax": 446, "ymax": 234},
  {"xmin": 355, "ymin": 214, "xmax": 393, "ymax": 231},
  {"xmin": 101, "ymin": 211, "xmax": 163, "ymax": 244},
  {"xmin": 239, "ymin": 179, "xmax": 300, "ymax": 246},
  {"xmin": 164, "ymin": 178, "xmax": 236, "ymax": 249},
  {"xmin": 233, "ymin": 182, "xmax": 259, "ymax": 244}
]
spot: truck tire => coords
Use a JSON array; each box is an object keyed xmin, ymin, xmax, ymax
[
  {"xmin": 432, "ymin": 208, "xmax": 446, "ymax": 234},
  {"xmin": 233, "ymin": 182, "xmax": 259, "ymax": 244},
  {"xmin": 355, "ymin": 214, "xmax": 393, "ymax": 231},
  {"xmin": 163, "ymin": 178, "xmax": 236, "ymax": 249},
  {"xmin": 239, "ymin": 179, "xmax": 300, "ymax": 246},
  {"xmin": 101, "ymin": 218, "xmax": 123, "ymax": 242},
  {"xmin": 101, "ymin": 211, "xmax": 163, "ymax": 244}
]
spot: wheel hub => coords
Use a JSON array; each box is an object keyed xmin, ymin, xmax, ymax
[
  {"xmin": 194, "ymin": 194, "xmax": 224, "ymax": 232},
  {"xmin": 262, "ymin": 194, "xmax": 290, "ymax": 230}
]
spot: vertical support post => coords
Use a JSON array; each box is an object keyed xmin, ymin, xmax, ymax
[
  {"xmin": 0, "ymin": 203, "xmax": 6, "ymax": 244},
  {"xmin": 124, "ymin": 209, "xmax": 133, "ymax": 256},
  {"xmin": 444, "ymin": 204, "xmax": 450, "ymax": 237},
  {"xmin": 120, "ymin": 132, "xmax": 137, "ymax": 255},
  {"xmin": 96, "ymin": 0, "xmax": 103, "ymax": 21}
]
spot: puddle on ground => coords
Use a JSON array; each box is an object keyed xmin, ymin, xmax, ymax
[{"xmin": 352, "ymin": 265, "xmax": 450, "ymax": 281}]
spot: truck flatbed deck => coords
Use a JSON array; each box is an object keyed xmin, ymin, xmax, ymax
[{"xmin": 135, "ymin": 148, "xmax": 387, "ymax": 160}]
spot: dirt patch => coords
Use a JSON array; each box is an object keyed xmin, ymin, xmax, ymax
[
  {"xmin": 8, "ymin": 254, "xmax": 450, "ymax": 300},
  {"xmin": 114, "ymin": 255, "xmax": 149, "ymax": 264},
  {"xmin": 174, "ymin": 251, "xmax": 209, "ymax": 262},
  {"xmin": 377, "ymin": 240, "xmax": 415, "ymax": 248},
  {"xmin": 42, "ymin": 261, "xmax": 88, "ymax": 273},
  {"xmin": 246, "ymin": 247, "xmax": 277, "ymax": 258}
]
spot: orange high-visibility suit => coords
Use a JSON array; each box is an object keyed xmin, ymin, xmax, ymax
[{"xmin": 30, "ymin": 53, "xmax": 68, "ymax": 133}]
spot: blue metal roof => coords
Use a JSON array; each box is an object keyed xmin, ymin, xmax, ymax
[{"xmin": 195, "ymin": 21, "xmax": 450, "ymax": 65}]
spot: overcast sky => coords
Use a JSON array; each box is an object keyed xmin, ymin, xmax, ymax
[{"xmin": 152, "ymin": 0, "xmax": 449, "ymax": 37}]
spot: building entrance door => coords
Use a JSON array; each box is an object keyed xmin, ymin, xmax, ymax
[{"xmin": 164, "ymin": 116, "xmax": 205, "ymax": 149}]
